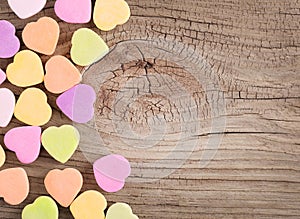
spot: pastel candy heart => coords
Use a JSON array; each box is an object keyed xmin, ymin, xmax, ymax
[
  {"xmin": 0, "ymin": 88, "xmax": 15, "ymax": 128},
  {"xmin": 0, "ymin": 145, "xmax": 6, "ymax": 168},
  {"xmin": 14, "ymin": 88, "xmax": 52, "ymax": 126},
  {"xmin": 41, "ymin": 125, "xmax": 80, "ymax": 163},
  {"xmin": 7, "ymin": 0, "xmax": 47, "ymax": 19},
  {"xmin": 70, "ymin": 28, "xmax": 109, "ymax": 66},
  {"xmin": 70, "ymin": 190, "xmax": 107, "ymax": 219},
  {"xmin": 22, "ymin": 196, "xmax": 59, "ymax": 219},
  {"xmin": 0, "ymin": 168, "xmax": 29, "ymax": 205},
  {"xmin": 93, "ymin": 154, "xmax": 131, "ymax": 192},
  {"xmin": 7, "ymin": 50, "xmax": 44, "ymax": 87},
  {"xmin": 44, "ymin": 168, "xmax": 83, "ymax": 207},
  {"xmin": 0, "ymin": 69, "xmax": 6, "ymax": 85},
  {"xmin": 93, "ymin": 0, "xmax": 130, "ymax": 31},
  {"xmin": 0, "ymin": 20, "xmax": 20, "ymax": 58},
  {"xmin": 4, "ymin": 126, "xmax": 41, "ymax": 164},
  {"xmin": 106, "ymin": 203, "xmax": 139, "ymax": 219},
  {"xmin": 56, "ymin": 84, "xmax": 96, "ymax": 123},
  {"xmin": 45, "ymin": 55, "xmax": 82, "ymax": 94},
  {"xmin": 54, "ymin": 0, "xmax": 92, "ymax": 24},
  {"xmin": 22, "ymin": 17, "xmax": 60, "ymax": 55}
]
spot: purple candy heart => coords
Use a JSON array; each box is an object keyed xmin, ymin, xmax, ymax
[
  {"xmin": 93, "ymin": 154, "xmax": 131, "ymax": 193},
  {"xmin": 56, "ymin": 84, "xmax": 96, "ymax": 123},
  {"xmin": 0, "ymin": 20, "xmax": 20, "ymax": 58}
]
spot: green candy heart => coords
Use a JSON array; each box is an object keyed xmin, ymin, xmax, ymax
[
  {"xmin": 22, "ymin": 196, "xmax": 58, "ymax": 219},
  {"xmin": 41, "ymin": 125, "xmax": 80, "ymax": 163},
  {"xmin": 70, "ymin": 28, "xmax": 109, "ymax": 66}
]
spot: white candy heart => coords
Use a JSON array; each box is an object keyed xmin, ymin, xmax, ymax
[
  {"xmin": 7, "ymin": 0, "xmax": 47, "ymax": 19},
  {"xmin": 0, "ymin": 88, "xmax": 15, "ymax": 127}
]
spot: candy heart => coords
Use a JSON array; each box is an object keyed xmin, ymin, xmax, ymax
[
  {"xmin": 0, "ymin": 69, "xmax": 6, "ymax": 85},
  {"xmin": 7, "ymin": 0, "xmax": 47, "ymax": 19},
  {"xmin": 70, "ymin": 28, "xmax": 109, "ymax": 66},
  {"xmin": 93, "ymin": 154, "xmax": 131, "ymax": 193},
  {"xmin": 22, "ymin": 17, "xmax": 60, "ymax": 55},
  {"xmin": 70, "ymin": 190, "xmax": 107, "ymax": 219},
  {"xmin": 14, "ymin": 88, "xmax": 52, "ymax": 126},
  {"xmin": 4, "ymin": 126, "xmax": 41, "ymax": 164},
  {"xmin": 22, "ymin": 196, "xmax": 59, "ymax": 219},
  {"xmin": 0, "ymin": 145, "xmax": 6, "ymax": 168},
  {"xmin": 44, "ymin": 168, "xmax": 83, "ymax": 207},
  {"xmin": 6, "ymin": 50, "xmax": 44, "ymax": 87},
  {"xmin": 44, "ymin": 55, "xmax": 82, "ymax": 94},
  {"xmin": 0, "ymin": 20, "xmax": 20, "ymax": 58},
  {"xmin": 56, "ymin": 84, "xmax": 96, "ymax": 123},
  {"xmin": 106, "ymin": 203, "xmax": 139, "ymax": 219},
  {"xmin": 0, "ymin": 168, "xmax": 29, "ymax": 205},
  {"xmin": 93, "ymin": 0, "xmax": 130, "ymax": 31},
  {"xmin": 41, "ymin": 125, "xmax": 80, "ymax": 163},
  {"xmin": 54, "ymin": 0, "xmax": 92, "ymax": 24},
  {"xmin": 0, "ymin": 88, "xmax": 15, "ymax": 128}
]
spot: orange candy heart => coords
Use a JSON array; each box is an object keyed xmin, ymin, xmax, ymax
[
  {"xmin": 70, "ymin": 190, "xmax": 107, "ymax": 219},
  {"xmin": 0, "ymin": 167, "xmax": 29, "ymax": 205},
  {"xmin": 44, "ymin": 168, "xmax": 83, "ymax": 207},
  {"xmin": 22, "ymin": 17, "xmax": 60, "ymax": 55},
  {"xmin": 44, "ymin": 55, "xmax": 82, "ymax": 94}
]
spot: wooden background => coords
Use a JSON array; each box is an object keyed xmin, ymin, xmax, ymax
[{"xmin": 0, "ymin": 0, "xmax": 300, "ymax": 218}]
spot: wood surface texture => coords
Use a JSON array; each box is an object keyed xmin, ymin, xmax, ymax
[{"xmin": 0, "ymin": 0, "xmax": 300, "ymax": 218}]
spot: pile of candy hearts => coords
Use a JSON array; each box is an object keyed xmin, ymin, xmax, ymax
[{"xmin": 0, "ymin": 0, "xmax": 138, "ymax": 218}]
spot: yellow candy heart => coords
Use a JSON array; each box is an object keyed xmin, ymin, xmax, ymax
[
  {"xmin": 0, "ymin": 145, "xmax": 6, "ymax": 168},
  {"xmin": 41, "ymin": 125, "xmax": 80, "ymax": 164},
  {"xmin": 14, "ymin": 88, "xmax": 52, "ymax": 126},
  {"xmin": 106, "ymin": 203, "xmax": 139, "ymax": 219},
  {"xmin": 70, "ymin": 28, "xmax": 109, "ymax": 66},
  {"xmin": 6, "ymin": 50, "xmax": 44, "ymax": 87},
  {"xmin": 93, "ymin": 0, "xmax": 130, "ymax": 31},
  {"xmin": 70, "ymin": 190, "xmax": 107, "ymax": 219}
]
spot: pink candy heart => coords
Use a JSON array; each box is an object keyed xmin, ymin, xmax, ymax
[
  {"xmin": 56, "ymin": 84, "xmax": 96, "ymax": 123},
  {"xmin": 0, "ymin": 88, "xmax": 15, "ymax": 128},
  {"xmin": 4, "ymin": 126, "xmax": 41, "ymax": 164},
  {"xmin": 0, "ymin": 20, "xmax": 20, "ymax": 58},
  {"xmin": 7, "ymin": 0, "xmax": 47, "ymax": 19},
  {"xmin": 54, "ymin": 0, "xmax": 92, "ymax": 24},
  {"xmin": 93, "ymin": 154, "xmax": 131, "ymax": 193},
  {"xmin": 0, "ymin": 69, "xmax": 6, "ymax": 85}
]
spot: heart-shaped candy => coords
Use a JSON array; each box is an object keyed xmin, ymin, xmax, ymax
[
  {"xmin": 7, "ymin": 0, "xmax": 47, "ymax": 19},
  {"xmin": 106, "ymin": 203, "xmax": 139, "ymax": 219},
  {"xmin": 22, "ymin": 196, "xmax": 59, "ymax": 219},
  {"xmin": 93, "ymin": 0, "xmax": 130, "ymax": 31},
  {"xmin": 0, "ymin": 20, "xmax": 20, "ymax": 58},
  {"xmin": 14, "ymin": 88, "xmax": 52, "ymax": 126},
  {"xmin": 22, "ymin": 17, "xmax": 60, "ymax": 55},
  {"xmin": 0, "ymin": 145, "xmax": 6, "ymax": 168},
  {"xmin": 41, "ymin": 125, "xmax": 80, "ymax": 163},
  {"xmin": 44, "ymin": 55, "xmax": 82, "ymax": 94},
  {"xmin": 0, "ymin": 168, "xmax": 29, "ymax": 205},
  {"xmin": 0, "ymin": 69, "xmax": 6, "ymax": 85},
  {"xmin": 6, "ymin": 50, "xmax": 44, "ymax": 87},
  {"xmin": 54, "ymin": 0, "xmax": 92, "ymax": 24},
  {"xmin": 44, "ymin": 168, "xmax": 83, "ymax": 207},
  {"xmin": 56, "ymin": 84, "xmax": 96, "ymax": 123},
  {"xmin": 4, "ymin": 126, "xmax": 41, "ymax": 164},
  {"xmin": 70, "ymin": 190, "xmax": 107, "ymax": 219},
  {"xmin": 0, "ymin": 88, "xmax": 15, "ymax": 128},
  {"xmin": 93, "ymin": 154, "xmax": 131, "ymax": 192},
  {"xmin": 70, "ymin": 28, "xmax": 109, "ymax": 66}
]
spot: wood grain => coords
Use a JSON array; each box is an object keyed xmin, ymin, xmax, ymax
[{"xmin": 0, "ymin": 0, "xmax": 300, "ymax": 218}]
